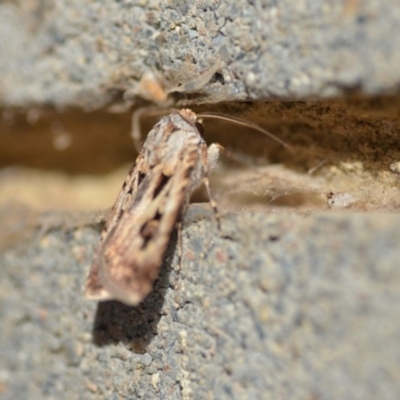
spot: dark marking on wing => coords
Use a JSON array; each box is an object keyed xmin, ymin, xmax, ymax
[
  {"xmin": 138, "ymin": 171, "xmax": 146, "ymax": 186},
  {"xmin": 153, "ymin": 174, "xmax": 169, "ymax": 199},
  {"xmin": 140, "ymin": 220, "xmax": 160, "ymax": 249}
]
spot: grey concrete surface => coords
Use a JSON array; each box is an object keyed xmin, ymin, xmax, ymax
[
  {"xmin": 1, "ymin": 207, "xmax": 400, "ymax": 400},
  {"xmin": 1, "ymin": 0, "xmax": 400, "ymax": 399},
  {"xmin": 1, "ymin": 0, "xmax": 400, "ymax": 108}
]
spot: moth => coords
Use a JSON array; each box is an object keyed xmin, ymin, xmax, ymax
[{"xmin": 85, "ymin": 108, "xmax": 288, "ymax": 305}]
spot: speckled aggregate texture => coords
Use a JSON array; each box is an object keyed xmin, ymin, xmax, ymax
[
  {"xmin": 1, "ymin": 0, "xmax": 400, "ymax": 108},
  {"xmin": 1, "ymin": 0, "xmax": 400, "ymax": 399},
  {"xmin": 1, "ymin": 207, "xmax": 400, "ymax": 399}
]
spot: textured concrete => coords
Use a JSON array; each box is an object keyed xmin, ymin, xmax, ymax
[
  {"xmin": 1, "ymin": 207, "xmax": 400, "ymax": 399},
  {"xmin": 1, "ymin": 0, "xmax": 400, "ymax": 108}
]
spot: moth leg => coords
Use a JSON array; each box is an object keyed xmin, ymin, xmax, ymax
[
  {"xmin": 170, "ymin": 221, "xmax": 183, "ymax": 292},
  {"xmin": 201, "ymin": 145, "xmax": 221, "ymax": 230},
  {"xmin": 176, "ymin": 221, "xmax": 183, "ymax": 273},
  {"xmin": 204, "ymin": 176, "xmax": 221, "ymax": 230}
]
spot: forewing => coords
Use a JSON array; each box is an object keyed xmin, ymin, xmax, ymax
[
  {"xmin": 98, "ymin": 145, "xmax": 199, "ymax": 305},
  {"xmin": 84, "ymin": 152, "xmax": 147, "ymax": 300}
]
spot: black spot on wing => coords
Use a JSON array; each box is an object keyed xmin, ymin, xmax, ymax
[
  {"xmin": 138, "ymin": 172, "xmax": 146, "ymax": 186},
  {"xmin": 140, "ymin": 220, "xmax": 159, "ymax": 249}
]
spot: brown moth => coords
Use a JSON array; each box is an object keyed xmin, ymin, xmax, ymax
[
  {"xmin": 85, "ymin": 108, "xmax": 288, "ymax": 306},
  {"xmin": 84, "ymin": 109, "xmax": 221, "ymax": 305}
]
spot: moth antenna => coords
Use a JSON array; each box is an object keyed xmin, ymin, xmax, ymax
[
  {"xmin": 197, "ymin": 111, "xmax": 291, "ymax": 150},
  {"xmin": 308, "ymin": 159, "xmax": 328, "ymax": 175},
  {"xmin": 168, "ymin": 57, "xmax": 222, "ymax": 94},
  {"xmin": 131, "ymin": 106, "xmax": 177, "ymax": 152}
]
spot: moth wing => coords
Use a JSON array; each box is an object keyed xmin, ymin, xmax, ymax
[
  {"xmin": 98, "ymin": 147, "xmax": 198, "ymax": 305},
  {"xmin": 84, "ymin": 152, "xmax": 147, "ymax": 301}
]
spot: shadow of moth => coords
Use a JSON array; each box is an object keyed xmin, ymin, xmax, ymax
[{"xmin": 85, "ymin": 108, "xmax": 288, "ymax": 305}]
